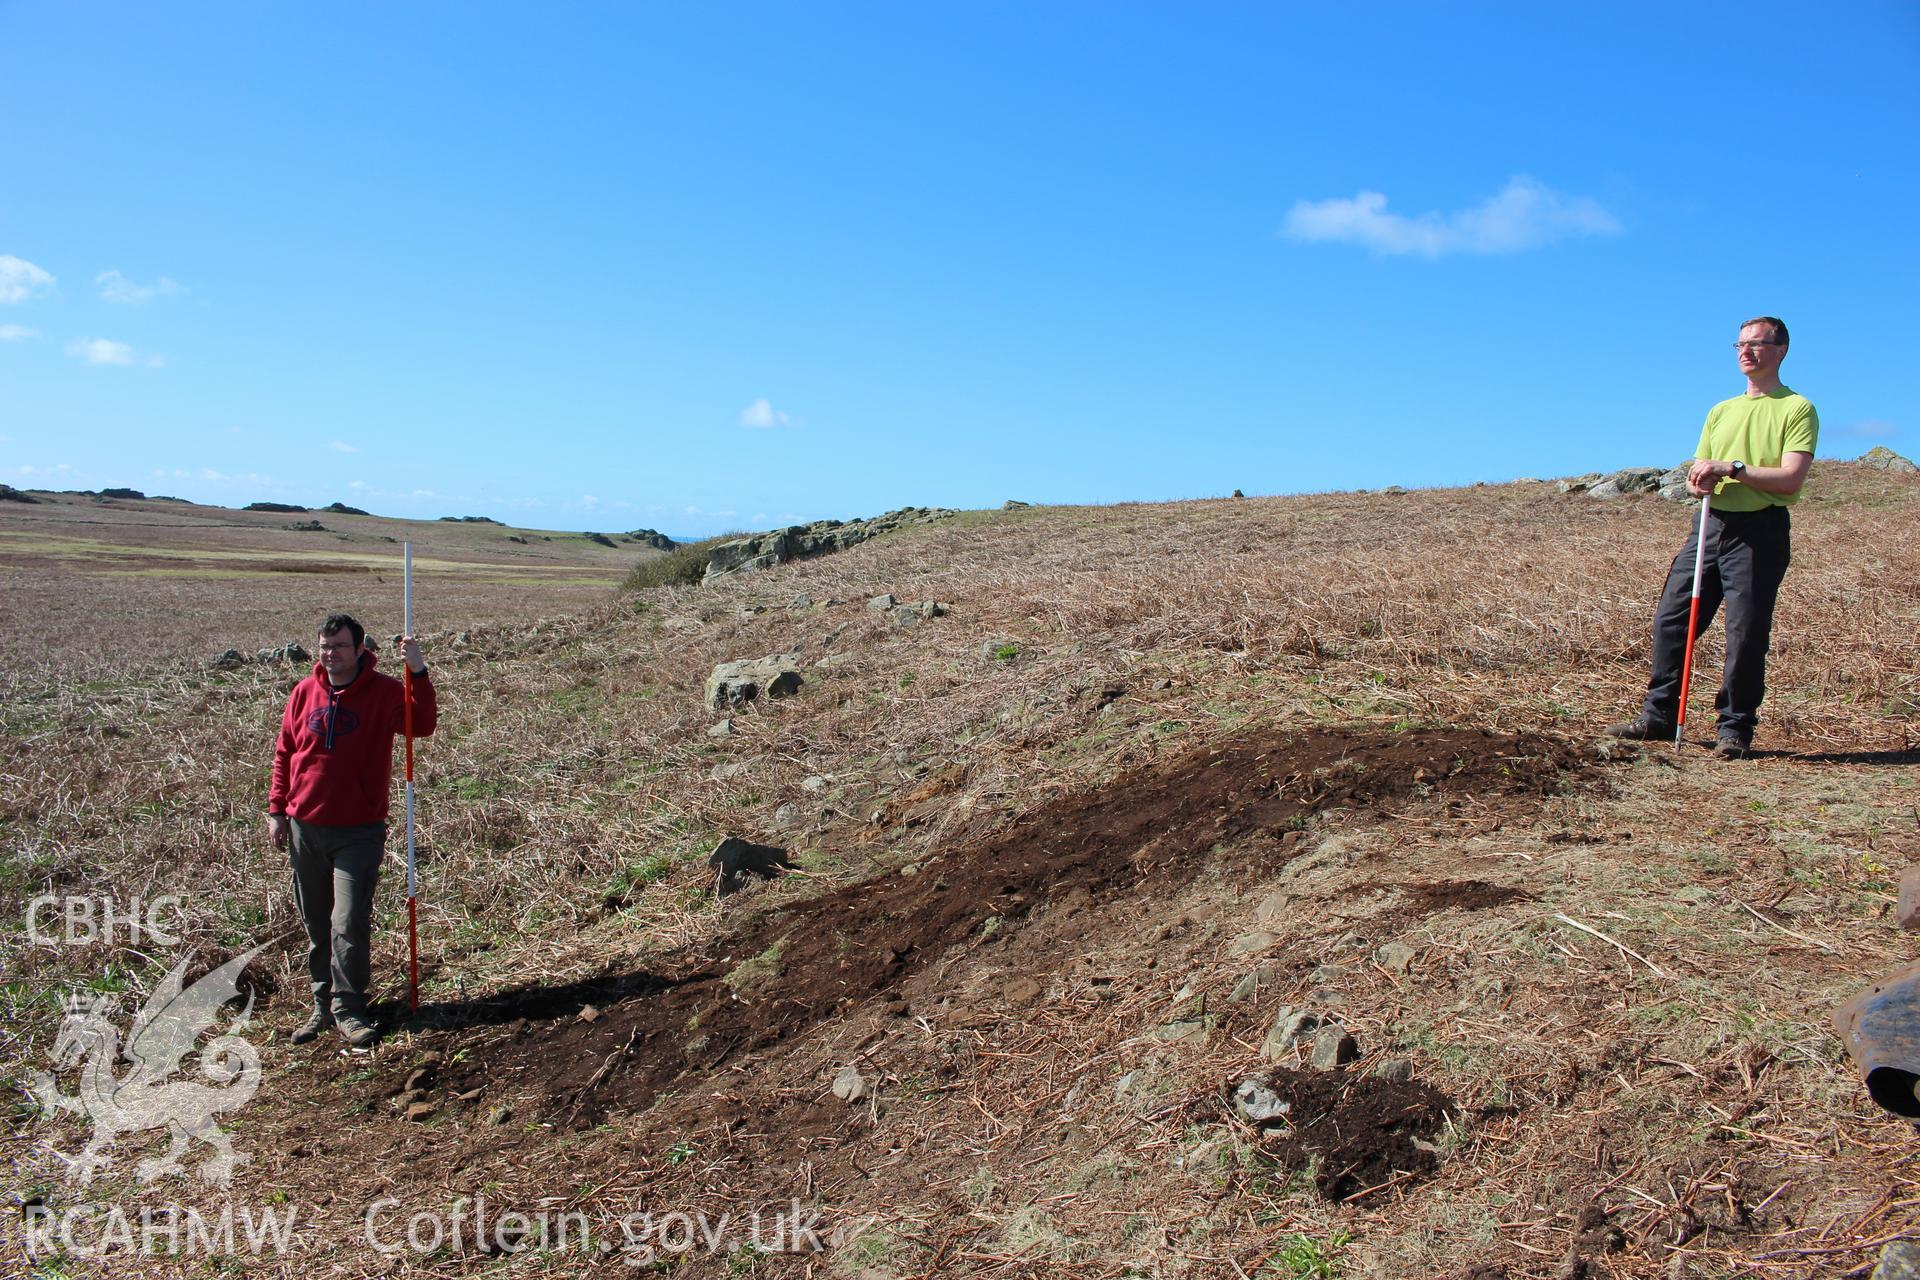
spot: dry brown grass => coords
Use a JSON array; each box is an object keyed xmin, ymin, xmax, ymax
[{"xmin": 2, "ymin": 462, "xmax": 1917, "ymax": 1279}]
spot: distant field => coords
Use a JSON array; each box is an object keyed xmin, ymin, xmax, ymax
[{"xmin": 0, "ymin": 493, "xmax": 662, "ymax": 672}]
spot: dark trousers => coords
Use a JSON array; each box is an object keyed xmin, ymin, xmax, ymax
[
  {"xmin": 288, "ymin": 819, "xmax": 385, "ymax": 1016},
  {"xmin": 1640, "ymin": 505, "xmax": 1791, "ymax": 738}
]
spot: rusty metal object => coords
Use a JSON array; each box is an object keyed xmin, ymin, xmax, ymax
[
  {"xmin": 1835, "ymin": 963, "xmax": 1920, "ymax": 1117},
  {"xmin": 1896, "ymin": 866, "xmax": 1920, "ymax": 931}
]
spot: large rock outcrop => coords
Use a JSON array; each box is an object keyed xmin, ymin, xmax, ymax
[
  {"xmin": 1861, "ymin": 446, "xmax": 1918, "ymax": 475},
  {"xmin": 703, "ymin": 507, "xmax": 958, "ymax": 581}
]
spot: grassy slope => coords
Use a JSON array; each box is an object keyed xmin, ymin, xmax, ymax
[{"xmin": 2, "ymin": 466, "xmax": 1918, "ymax": 1279}]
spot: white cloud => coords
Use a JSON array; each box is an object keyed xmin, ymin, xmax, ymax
[
  {"xmin": 581, "ymin": 494, "xmax": 600, "ymax": 506},
  {"xmin": 1281, "ymin": 176, "xmax": 1621, "ymax": 257},
  {"xmin": 0, "ymin": 324, "xmax": 38, "ymax": 341},
  {"xmin": 327, "ymin": 440, "xmax": 360, "ymax": 454},
  {"xmin": 8, "ymin": 462, "xmax": 73, "ymax": 478},
  {"xmin": 0, "ymin": 255, "xmax": 55, "ymax": 304},
  {"xmin": 95, "ymin": 269, "xmax": 185, "ymax": 305},
  {"xmin": 67, "ymin": 337, "xmax": 137, "ymax": 365},
  {"xmin": 738, "ymin": 398, "xmax": 792, "ymax": 428},
  {"xmin": 65, "ymin": 337, "xmax": 165, "ymax": 367},
  {"xmin": 348, "ymin": 479, "xmax": 368, "ymax": 490}
]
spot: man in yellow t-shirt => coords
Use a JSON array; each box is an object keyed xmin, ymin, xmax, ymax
[{"xmin": 1607, "ymin": 316, "xmax": 1819, "ymax": 759}]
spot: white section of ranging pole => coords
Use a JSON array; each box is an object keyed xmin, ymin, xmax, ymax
[
  {"xmin": 404, "ymin": 542, "xmax": 416, "ymax": 899},
  {"xmin": 1674, "ymin": 493, "xmax": 1711, "ymax": 745}
]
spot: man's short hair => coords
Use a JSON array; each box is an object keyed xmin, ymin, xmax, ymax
[
  {"xmin": 1740, "ymin": 315, "xmax": 1789, "ymax": 347},
  {"xmin": 320, "ymin": 613, "xmax": 365, "ymax": 647}
]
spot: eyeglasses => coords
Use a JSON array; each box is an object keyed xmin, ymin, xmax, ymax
[
  {"xmin": 318, "ymin": 641, "xmax": 357, "ymax": 654},
  {"xmin": 1732, "ymin": 340, "xmax": 1783, "ymax": 353}
]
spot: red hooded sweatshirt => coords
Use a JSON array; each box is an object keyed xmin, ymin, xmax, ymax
[{"xmin": 269, "ymin": 650, "xmax": 438, "ymax": 826}]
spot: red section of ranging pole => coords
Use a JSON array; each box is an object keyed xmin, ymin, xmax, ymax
[
  {"xmin": 1673, "ymin": 492, "xmax": 1712, "ymax": 745},
  {"xmin": 404, "ymin": 662, "xmax": 418, "ymax": 1010}
]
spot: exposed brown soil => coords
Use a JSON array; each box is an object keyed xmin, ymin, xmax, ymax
[
  {"xmin": 1352, "ymin": 877, "xmax": 1540, "ymax": 932},
  {"xmin": 421, "ymin": 727, "xmax": 1593, "ymax": 1121},
  {"xmin": 1238, "ymin": 1067, "xmax": 1458, "ymax": 1202}
]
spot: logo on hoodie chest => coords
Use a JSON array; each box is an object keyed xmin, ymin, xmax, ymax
[{"xmin": 306, "ymin": 705, "xmax": 362, "ymax": 740}]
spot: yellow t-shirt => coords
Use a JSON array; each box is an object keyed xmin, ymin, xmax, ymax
[{"xmin": 1695, "ymin": 386, "xmax": 1819, "ymax": 512}]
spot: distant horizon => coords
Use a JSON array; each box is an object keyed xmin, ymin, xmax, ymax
[{"xmin": 8, "ymin": 439, "xmax": 1909, "ymax": 543}]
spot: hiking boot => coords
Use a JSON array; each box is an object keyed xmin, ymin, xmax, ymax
[
  {"xmin": 291, "ymin": 1008, "xmax": 332, "ymax": 1045},
  {"xmin": 334, "ymin": 1010, "xmax": 379, "ymax": 1048},
  {"xmin": 1714, "ymin": 732, "xmax": 1753, "ymax": 761},
  {"xmin": 1605, "ymin": 713, "xmax": 1675, "ymax": 741}
]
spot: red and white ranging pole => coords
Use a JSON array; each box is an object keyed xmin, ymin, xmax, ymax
[
  {"xmin": 1674, "ymin": 494, "xmax": 1711, "ymax": 746},
  {"xmin": 403, "ymin": 542, "xmax": 420, "ymax": 1011}
]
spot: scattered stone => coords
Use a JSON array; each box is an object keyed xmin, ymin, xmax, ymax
[
  {"xmin": 706, "ymin": 718, "xmax": 735, "ymax": 738},
  {"xmin": 890, "ymin": 604, "xmax": 922, "ymax": 628},
  {"xmin": 1002, "ymin": 499, "xmax": 1031, "ymax": 509},
  {"xmin": 1310, "ymin": 1025, "xmax": 1359, "ymax": 1070},
  {"xmin": 1152, "ymin": 677, "xmax": 1174, "ymax": 690},
  {"xmin": 1226, "ymin": 962, "xmax": 1284, "ymax": 1005},
  {"xmin": 1153, "ymin": 1019, "xmax": 1208, "ymax": 1043},
  {"xmin": 1262, "ymin": 1008, "xmax": 1323, "ymax": 1061},
  {"xmin": 1254, "ymin": 891, "xmax": 1292, "ymax": 925},
  {"xmin": 209, "ymin": 649, "xmax": 246, "ymax": 671},
  {"xmin": 770, "ymin": 803, "xmax": 799, "ymax": 829},
  {"xmin": 1873, "ymin": 1239, "xmax": 1920, "ymax": 1279},
  {"xmin": 918, "ymin": 600, "xmax": 946, "ymax": 619},
  {"xmin": 1228, "ymin": 931, "xmax": 1279, "ymax": 957},
  {"xmin": 868, "ymin": 594, "xmax": 896, "ymax": 611},
  {"xmin": 1372, "ymin": 1058, "xmax": 1415, "ymax": 1084},
  {"xmin": 1233, "ymin": 1079, "xmax": 1291, "ymax": 1124},
  {"xmin": 1376, "ymin": 942, "xmax": 1418, "ymax": 974},
  {"xmin": 1003, "ymin": 977, "xmax": 1042, "ymax": 1005},
  {"xmin": 404, "ymin": 1102, "xmax": 436, "ymax": 1123},
  {"xmin": 452, "ymin": 1087, "xmax": 484, "ymax": 1103},
  {"xmin": 1556, "ymin": 473, "xmax": 1603, "ymax": 494},
  {"xmin": 788, "ymin": 594, "xmax": 813, "ymax": 610},
  {"xmin": 1231, "ymin": 489, "xmax": 1245, "ymax": 498},
  {"xmin": 1309, "ymin": 964, "xmax": 1346, "ymax": 984},
  {"xmin": 577, "ymin": 1004, "xmax": 602, "ymax": 1024},
  {"xmin": 802, "ymin": 775, "xmax": 829, "ymax": 793},
  {"xmin": 1862, "ymin": 446, "xmax": 1918, "ymax": 475},
  {"xmin": 705, "ymin": 654, "xmax": 803, "ymax": 709},
  {"xmin": 255, "ymin": 642, "xmax": 311, "ymax": 665},
  {"xmin": 831, "ymin": 1063, "xmax": 872, "ymax": 1103},
  {"xmin": 487, "ymin": 1105, "xmax": 512, "ymax": 1125},
  {"xmin": 981, "ymin": 638, "xmax": 1020, "ymax": 662}
]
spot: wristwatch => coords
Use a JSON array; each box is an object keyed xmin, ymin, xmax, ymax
[{"xmin": 1730, "ymin": 461, "xmax": 1747, "ymax": 478}]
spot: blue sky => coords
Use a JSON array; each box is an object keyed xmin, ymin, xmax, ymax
[{"xmin": 2, "ymin": 2, "xmax": 1914, "ymax": 538}]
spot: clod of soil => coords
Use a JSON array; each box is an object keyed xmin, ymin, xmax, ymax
[{"xmin": 1241, "ymin": 1067, "xmax": 1458, "ymax": 1202}]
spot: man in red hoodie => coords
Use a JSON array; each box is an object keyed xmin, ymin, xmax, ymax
[{"xmin": 267, "ymin": 613, "xmax": 438, "ymax": 1048}]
